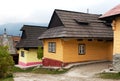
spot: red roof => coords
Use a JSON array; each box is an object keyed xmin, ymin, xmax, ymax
[
  {"xmin": 100, "ymin": 4, "xmax": 120, "ymax": 18},
  {"xmin": 12, "ymin": 36, "xmax": 20, "ymax": 42}
]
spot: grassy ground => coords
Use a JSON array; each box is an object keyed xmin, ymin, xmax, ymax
[
  {"xmin": 99, "ymin": 73, "xmax": 120, "ymax": 80},
  {"xmin": 0, "ymin": 66, "xmax": 68, "ymax": 81},
  {"xmin": 13, "ymin": 67, "xmax": 33, "ymax": 72},
  {"xmin": 32, "ymin": 68, "xmax": 68, "ymax": 74},
  {"xmin": 0, "ymin": 77, "xmax": 14, "ymax": 81},
  {"xmin": 13, "ymin": 66, "xmax": 69, "ymax": 74}
]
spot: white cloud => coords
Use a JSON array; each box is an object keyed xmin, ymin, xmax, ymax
[{"xmin": 0, "ymin": 0, "xmax": 119, "ymax": 25}]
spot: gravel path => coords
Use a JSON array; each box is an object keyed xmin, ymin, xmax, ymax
[{"xmin": 14, "ymin": 62, "xmax": 119, "ymax": 81}]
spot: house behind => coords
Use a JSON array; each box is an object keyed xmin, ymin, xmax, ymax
[{"xmin": 16, "ymin": 25, "xmax": 47, "ymax": 66}]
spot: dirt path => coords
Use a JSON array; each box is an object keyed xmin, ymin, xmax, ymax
[{"xmin": 14, "ymin": 62, "xmax": 119, "ymax": 81}]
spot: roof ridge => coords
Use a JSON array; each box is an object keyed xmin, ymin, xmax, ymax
[
  {"xmin": 55, "ymin": 9, "xmax": 101, "ymax": 16},
  {"xmin": 21, "ymin": 25, "xmax": 47, "ymax": 31},
  {"xmin": 23, "ymin": 25, "xmax": 47, "ymax": 28}
]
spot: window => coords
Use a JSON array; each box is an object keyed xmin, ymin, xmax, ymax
[
  {"xmin": 78, "ymin": 44, "xmax": 86, "ymax": 55},
  {"xmin": 88, "ymin": 39, "xmax": 92, "ymax": 41},
  {"xmin": 74, "ymin": 19, "xmax": 89, "ymax": 25},
  {"xmin": 97, "ymin": 39, "xmax": 103, "ymax": 42},
  {"xmin": 48, "ymin": 42, "xmax": 56, "ymax": 53},
  {"xmin": 24, "ymin": 48, "xmax": 29, "ymax": 51},
  {"xmin": 21, "ymin": 51, "xmax": 24, "ymax": 57},
  {"xmin": 77, "ymin": 39, "xmax": 83, "ymax": 41}
]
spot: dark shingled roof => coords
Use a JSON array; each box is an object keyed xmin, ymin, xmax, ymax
[
  {"xmin": 16, "ymin": 25, "xmax": 47, "ymax": 48},
  {"xmin": 39, "ymin": 9, "xmax": 113, "ymax": 39}
]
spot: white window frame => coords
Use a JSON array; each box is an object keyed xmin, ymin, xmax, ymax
[
  {"xmin": 78, "ymin": 44, "xmax": 85, "ymax": 55},
  {"xmin": 48, "ymin": 42, "xmax": 56, "ymax": 53}
]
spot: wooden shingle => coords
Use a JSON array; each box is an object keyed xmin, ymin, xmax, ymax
[
  {"xmin": 39, "ymin": 9, "xmax": 113, "ymax": 39},
  {"xmin": 16, "ymin": 25, "xmax": 47, "ymax": 48}
]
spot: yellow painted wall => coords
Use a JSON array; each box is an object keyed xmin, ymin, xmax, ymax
[
  {"xmin": 113, "ymin": 16, "xmax": 120, "ymax": 54},
  {"xmin": 43, "ymin": 39, "xmax": 63, "ymax": 61},
  {"xmin": 18, "ymin": 48, "xmax": 28, "ymax": 63},
  {"xmin": 107, "ymin": 42, "xmax": 113, "ymax": 60},
  {"xmin": 18, "ymin": 48, "xmax": 42, "ymax": 64},
  {"xmin": 63, "ymin": 39, "xmax": 113, "ymax": 63},
  {"xmin": 43, "ymin": 38, "xmax": 113, "ymax": 63},
  {"xmin": 27, "ymin": 49, "xmax": 42, "ymax": 62}
]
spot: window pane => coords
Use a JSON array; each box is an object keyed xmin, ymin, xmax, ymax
[
  {"xmin": 79, "ymin": 44, "xmax": 85, "ymax": 55},
  {"xmin": 48, "ymin": 42, "xmax": 56, "ymax": 53},
  {"xmin": 52, "ymin": 43, "xmax": 56, "ymax": 52},
  {"xmin": 48, "ymin": 42, "xmax": 51, "ymax": 52}
]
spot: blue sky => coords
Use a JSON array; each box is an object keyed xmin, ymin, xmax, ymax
[{"xmin": 0, "ymin": 0, "xmax": 119, "ymax": 35}]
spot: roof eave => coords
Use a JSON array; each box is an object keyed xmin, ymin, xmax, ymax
[
  {"xmin": 99, "ymin": 15, "xmax": 116, "ymax": 21},
  {"xmin": 16, "ymin": 46, "xmax": 39, "ymax": 49},
  {"xmin": 38, "ymin": 36, "xmax": 113, "ymax": 40}
]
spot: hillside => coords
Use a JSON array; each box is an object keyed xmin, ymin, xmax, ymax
[{"xmin": 0, "ymin": 23, "xmax": 48, "ymax": 36}]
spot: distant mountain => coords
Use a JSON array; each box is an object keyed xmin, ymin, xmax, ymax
[{"xmin": 0, "ymin": 23, "xmax": 48, "ymax": 36}]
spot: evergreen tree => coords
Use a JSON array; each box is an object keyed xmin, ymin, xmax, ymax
[{"xmin": 0, "ymin": 46, "xmax": 14, "ymax": 78}]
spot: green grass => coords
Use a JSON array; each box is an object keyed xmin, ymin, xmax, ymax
[
  {"xmin": 32, "ymin": 68, "xmax": 68, "ymax": 74},
  {"xmin": 0, "ymin": 67, "xmax": 68, "ymax": 81},
  {"xmin": 0, "ymin": 77, "xmax": 14, "ymax": 81},
  {"xmin": 0, "ymin": 67, "xmax": 37, "ymax": 81},
  {"xmin": 13, "ymin": 66, "xmax": 68, "ymax": 74},
  {"xmin": 13, "ymin": 66, "xmax": 34, "ymax": 72},
  {"xmin": 99, "ymin": 73, "xmax": 120, "ymax": 80}
]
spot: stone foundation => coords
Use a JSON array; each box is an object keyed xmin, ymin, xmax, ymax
[{"xmin": 113, "ymin": 54, "xmax": 120, "ymax": 71}]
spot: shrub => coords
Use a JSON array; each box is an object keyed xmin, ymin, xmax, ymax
[
  {"xmin": 0, "ymin": 46, "xmax": 14, "ymax": 78},
  {"xmin": 37, "ymin": 46, "xmax": 43, "ymax": 59}
]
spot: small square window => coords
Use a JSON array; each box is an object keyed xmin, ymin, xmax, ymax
[
  {"xmin": 48, "ymin": 42, "xmax": 56, "ymax": 53},
  {"xmin": 97, "ymin": 39, "xmax": 103, "ymax": 42},
  {"xmin": 78, "ymin": 44, "xmax": 86, "ymax": 55},
  {"xmin": 88, "ymin": 39, "xmax": 92, "ymax": 41},
  {"xmin": 21, "ymin": 51, "xmax": 24, "ymax": 57}
]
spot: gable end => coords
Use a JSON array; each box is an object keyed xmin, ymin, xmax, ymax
[{"xmin": 48, "ymin": 11, "xmax": 64, "ymax": 28}]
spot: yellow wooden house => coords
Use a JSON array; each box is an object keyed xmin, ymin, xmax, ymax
[
  {"xmin": 16, "ymin": 25, "xmax": 47, "ymax": 66},
  {"xmin": 39, "ymin": 9, "xmax": 113, "ymax": 67},
  {"xmin": 100, "ymin": 4, "xmax": 120, "ymax": 70}
]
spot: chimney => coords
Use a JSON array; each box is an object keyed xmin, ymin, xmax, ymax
[{"xmin": 87, "ymin": 8, "xmax": 89, "ymax": 13}]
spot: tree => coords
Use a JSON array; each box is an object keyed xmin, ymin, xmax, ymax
[
  {"xmin": 0, "ymin": 46, "xmax": 14, "ymax": 78},
  {"xmin": 37, "ymin": 46, "xmax": 43, "ymax": 59}
]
